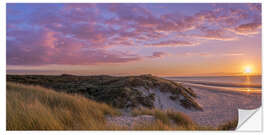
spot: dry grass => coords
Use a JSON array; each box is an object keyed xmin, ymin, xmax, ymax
[
  {"xmin": 7, "ymin": 74, "xmax": 201, "ymax": 110},
  {"xmin": 6, "ymin": 82, "xmax": 238, "ymax": 131},
  {"xmin": 217, "ymin": 119, "xmax": 238, "ymax": 130},
  {"xmin": 7, "ymin": 82, "xmax": 120, "ymax": 130}
]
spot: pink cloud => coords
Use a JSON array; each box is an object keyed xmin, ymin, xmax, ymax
[
  {"xmin": 248, "ymin": 3, "xmax": 261, "ymax": 12},
  {"xmin": 232, "ymin": 23, "xmax": 261, "ymax": 35},
  {"xmin": 222, "ymin": 53, "xmax": 245, "ymax": 56},
  {"xmin": 7, "ymin": 4, "xmax": 261, "ymax": 66},
  {"xmin": 182, "ymin": 52, "xmax": 213, "ymax": 57},
  {"xmin": 146, "ymin": 40, "xmax": 199, "ymax": 47},
  {"xmin": 192, "ymin": 28, "xmax": 237, "ymax": 41},
  {"xmin": 30, "ymin": 4, "xmax": 261, "ymax": 47},
  {"xmin": 182, "ymin": 52, "xmax": 244, "ymax": 57},
  {"xmin": 7, "ymin": 28, "xmax": 142, "ymax": 65},
  {"xmin": 149, "ymin": 52, "xmax": 168, "ymax": 58}
]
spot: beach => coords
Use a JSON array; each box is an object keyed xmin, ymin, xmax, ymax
[
  {"xmin": 162, "ymin": 76, "xmax": 262, "ymax": 127},
  {"xmin": 182, "ymin": 84, "xmax": 261, "ymax": 127}
]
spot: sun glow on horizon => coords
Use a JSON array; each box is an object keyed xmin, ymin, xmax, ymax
[{"xmin": 244, "ymin": 66, "xmax": 252, "ymax": 74}]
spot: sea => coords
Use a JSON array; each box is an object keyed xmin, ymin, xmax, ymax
[{"xmin": 166, "ymin": 75, "xmax": 262, "ymax": 92}]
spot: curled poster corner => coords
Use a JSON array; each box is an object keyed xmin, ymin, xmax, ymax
[{"xmin": 236, "ymin": 107, "xmax": 262, "ymax": 131}]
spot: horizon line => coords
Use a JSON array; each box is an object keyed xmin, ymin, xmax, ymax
[{"xmin": 6, "ymin": 70, "xmax": 262, "ymax": 77}]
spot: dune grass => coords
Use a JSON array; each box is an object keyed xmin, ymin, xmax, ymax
[
  {"xmin": 7, "ymin": 82, "xmax": 237, "ymax": 130},
  {"xmin": 217, "ymin": 119, "xmax": 238, "ymax": 130},
  {"xmin": 7, "ymin": 74, "xmax": 201, "ymax": 110},
  {"xmin": 7, "ymin": 82, "xmax": 120, "ymax": 130}
]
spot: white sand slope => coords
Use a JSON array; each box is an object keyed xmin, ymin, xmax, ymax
[
  {"xmin": 135, "ymin": 87, "xmax": 188, "ymax": 111},
  {"xmin": 107, "ymin": 87, "xmax": 195, "ymax": 128}
]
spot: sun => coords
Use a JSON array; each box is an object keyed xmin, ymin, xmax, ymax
[{"xmin": 244, "ymin": 66, "xmax": 252, "ymax": 74}]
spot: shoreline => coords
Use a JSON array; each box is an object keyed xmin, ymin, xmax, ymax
[{"xmin": 182, "ymin": 82, "xmax": 262, "ymax": 93}]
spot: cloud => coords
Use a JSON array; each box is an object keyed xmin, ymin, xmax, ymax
[
  {"xmin": 146, "ymin": 40, "xmax": 199, "ymax": 47},
  {"xmin": 180, "ymin": 52, "xmax": 213, "ymax": 57},
  {"xmin": 6, "ymin": 3, "xmax": 261, "ymax": 65},
  {"xmin": 7, "ymin": 28, "xmax": 141, "ymax": 65},
  {"xmin": 181, "ymin": 52, "xmax": 245, "ymax": 58},
  {"xmin": 222, "ymin": 53, "xmax": 245, "ymax": 56},
  {"xmin": 248, "ymin": 3, "xmax": 261, "ymax": 12},
  {"xmin": 149, "ymin": 52, "xmax": 168, "ymax": 58},
  {"xmin": 230, "ymin": 22, "xmax": 261, "ymax": 35},
  {"xmin": 192, "ymin": 28, "xmax": 237, "ymax": 41}
]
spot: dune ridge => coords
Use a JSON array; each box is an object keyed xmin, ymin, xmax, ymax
[{"xmin": 7, "ymin": 74, "xmax": 202, "ymax": 111}]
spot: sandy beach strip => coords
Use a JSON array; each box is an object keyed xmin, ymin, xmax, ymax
[{"xmin": 181, "ymin": 83, "xmax": 261, "ymax": 127}]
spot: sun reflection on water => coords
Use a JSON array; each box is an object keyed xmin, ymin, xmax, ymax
[
  {"xmin": 245, "ymin": 76, "xmax": 250, "ymax": 85},
  {"xmin": 239, "ymin": 88, "xmax": 261, "ymax": 93}
]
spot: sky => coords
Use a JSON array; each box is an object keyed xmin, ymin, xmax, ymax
[{"xmin": 6, "ymin": 3, "xmax": 261, "ymax": 76}]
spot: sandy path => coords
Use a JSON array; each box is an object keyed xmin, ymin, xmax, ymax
[{"xmin": 106, "ymin": 115, "xmax": 155, "ymax": 129}]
